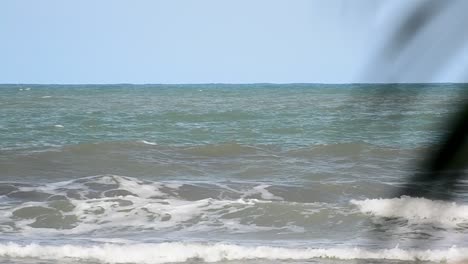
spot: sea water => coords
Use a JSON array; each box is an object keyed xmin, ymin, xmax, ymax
[{"xmin": 0, "ymin": 83, "xmax": 467, "ymax": 263}]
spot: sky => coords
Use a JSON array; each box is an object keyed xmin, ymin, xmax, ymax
[{"xmin": 1, "ymin": 0, "xmax": 467, "ymax": 84}]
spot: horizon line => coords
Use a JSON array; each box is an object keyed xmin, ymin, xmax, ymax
[{"xmin": 0, "ymin": 82, "xmax": 467, "ymax": 86}]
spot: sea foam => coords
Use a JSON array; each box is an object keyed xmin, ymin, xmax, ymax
[
  {"xmin": 351, "ymin": 196, "xmax": 468, "ymax": 226},
  {"xmin": 0, "ymin": 242, "xmax": 466, "ymax": 263},
  {"xmin": 140, "ymin": 140, "xmax": 157, "ymax": 145},
  {"xmin": 1, "ymin": 175, "xmax": 314, "ymax": 235}
]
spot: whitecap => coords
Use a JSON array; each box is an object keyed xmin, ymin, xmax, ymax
[
  {"xmin": 241, "ymin": 184, "xmax": 284, "ymax": 201},
  {"xmin": 252, "ymin": 184, "xmax": 284, "ymax": 200},
  {"xmin": 351, "ymin": 196, "xmax": 468, "ymax": 226},
  {"xmin": 141, "ymin": 140, "xmax": 157, "ymax": 146},
  {"xmin": 0, "ymin": 242, "xmax": 466, "ymax": 263}
]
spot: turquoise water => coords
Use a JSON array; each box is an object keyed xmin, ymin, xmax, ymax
[
  {"xmin": 1, "ymin": 83, "xmax": 463, "ymax": 150},
  {"xmin": 0, "ymin": 84, "xmax": 467, "ymax": 263}
]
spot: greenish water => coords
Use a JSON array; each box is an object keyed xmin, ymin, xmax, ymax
[
  {"xmin": 0, "ymin": 83, "xmax": 467, "ymax": 264},
  {"xmin": 0, "ymin": 83, "xmax": 463, "ymax": 151}
]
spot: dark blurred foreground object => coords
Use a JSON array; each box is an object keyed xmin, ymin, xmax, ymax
[
  {"xmin": 366, "ymin": 0, "xmax": 468, "ymax": 199},
  {"xmin": 401, "ymin": 102, "xmax": 468, "ymax": 200}
]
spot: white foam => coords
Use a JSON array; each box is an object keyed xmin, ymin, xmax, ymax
[
  {"xmin": 1, "ymin": 176, "xmax": 319, "ymax": 235},
  {"xmin": 41, "ymin": 96, "xmax": 52, "ymax": 98},
  {"xmin": 351, "ymin": 196, "xmax": 468, "ymax": 226},
  {"xmin": 4, "ymin": 193, "xmax": 280, "ymax": 235},
  {"xmin": 253, "ymin": 184, "xmax": 283, "ymax": 200},
  {"xmin": 64, "ymin": 197, "xmax": 282, "ymax": 234},
  {"xmin": 112, "ymin": 175, "xmax": 165, "ymax": 198},
  {"xmin": 54, "ymin": 125, "xmax": 64, "ymax": 128},
  {"xmin": 0, "ymin": 242, "xmax": 466, "ymax": 263},
  {"xmin": 141, "ymin": 140, "xmax": 157, "ymax": 146},
  {"xmin": 241, "ymin": 184, "xmax": 283, "ymax": 201}
]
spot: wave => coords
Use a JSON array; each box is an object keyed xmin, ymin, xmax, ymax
[
  {"xmin": 0, "ymin": 242, "xmax": 466, "ymax": 263},
  {"xmin": 181, "ymin": 143, "xmax": 266, "ymax": 157},
  {"xmin": 3, "ymin": 175, "xmax": 468, "ymax": 239},
  {"xmin": 3, "ymin": 140, "xmax": 412, "ymax": 159},
  {"xmin": 0, "ymin": 175, "xmax": 332, "ymax": 234},
  {"xmin": 1, "ymin": 140, "xmax": 414, "ymax": 180},
  {"xmin": 140, "ymin": 140, "xmax": 157, "ymax": 146},
  {"xmin": 351, "ymin": 196, "xmax": 468, "ymax": 226},
  {"xmin": 4, "ymin": 175, "xmax": 467, "ymax": 236},
  {"xmin": 1, "ymin": 141, "xmax": 279, "ymax": 164},
  {"xmin": 286, "ymin": 142, "xmax": 413, "ymax": 159}
]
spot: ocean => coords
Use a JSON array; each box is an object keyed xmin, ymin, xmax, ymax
[{"xmin": 0, "ymin": 83, "xmax": 467, "ymax": 264}]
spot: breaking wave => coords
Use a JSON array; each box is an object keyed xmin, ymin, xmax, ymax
[
  {"xmin": 0, "ymin": 175, "xmax": 332, "ymax": 235},
  {"xmin": 0, "ymin": 242, "xmax": 466, "ymax": 263},
  {"xmin": 351, "ymin": 196, "xmax": 468, "ymax": 226}
]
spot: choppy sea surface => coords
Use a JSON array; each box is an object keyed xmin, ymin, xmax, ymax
[{"xmin": 0, "ymin": 83, "xmax": 468, "ymax": 264}]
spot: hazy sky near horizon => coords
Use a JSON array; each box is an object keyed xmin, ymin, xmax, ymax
[{"xmin": 1, "ymin": 0, "xmax": 467, "ymax": 84}]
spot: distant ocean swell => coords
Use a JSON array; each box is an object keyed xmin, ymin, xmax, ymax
[
  {"xmin": 0, "ymin": 242, "xmax": 467, "ymax": 263},
  {"xmin": 1, "ymin": 141, "xmax": 415, "ymax": 181},
  {"xmin": 2, "ymin": 140, "xmax": 409, "ymax": 157}
]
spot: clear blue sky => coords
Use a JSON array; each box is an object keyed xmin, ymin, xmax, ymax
[{"xmin": 1, "ymin": 0, "xmax": 467, "ymax": 84}]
